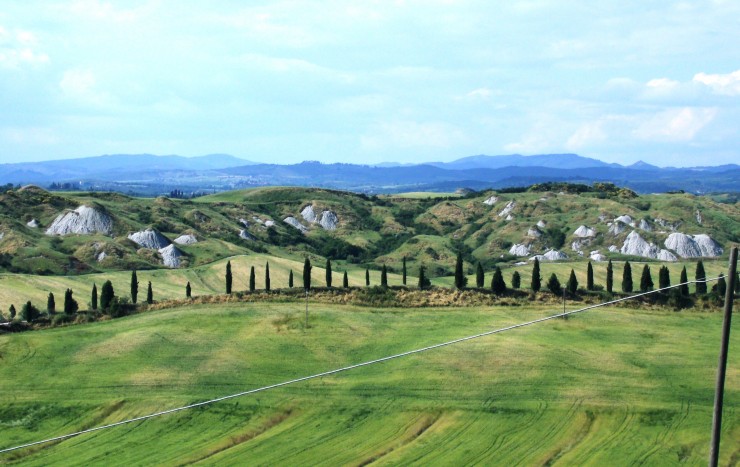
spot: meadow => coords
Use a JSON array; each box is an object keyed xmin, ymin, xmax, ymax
[{"xmin": 1, "ymin": 301, "xmax": 738, "ymax": 465}]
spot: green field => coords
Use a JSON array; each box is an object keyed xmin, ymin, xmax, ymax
[{"xmin": 1, "ymin": 301, "xmax": 738, "ymax": 465}]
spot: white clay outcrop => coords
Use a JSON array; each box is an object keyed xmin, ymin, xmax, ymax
[
  {"xmin": 174, "ymin": 234, "xmax": 198, "ymax": 245},
  {"xmin": 573, "ymin": 225, "xmax": 596, "ymax": 238},
  {"xmin": 27, "ymin": 219, "xmax": 39, "ymax": 228},
  {"xmin": 158, "ymin": 244, "xmax": 183, "ymax": 268},
  {"xmin": 509, "ymin": 243, "xmax": 531, "ymax": 256},
  {"xmin": 483, "ymin": 195, "xmax": 498, "ymax": 206},
  {"xmin": 498, "ymin": 201, "xmax": 516, "ymax": 218},
  {"xmin": 284, "ymin": 217, "xmax": 308, "ymax": 233},
  {"xmin": 664, "ymin": 232, "xmax": 723, "ymax": 258},
  {"xmin": 128, "ymin": 229, "xmax": 171, "ymax": 249},
  {"xmin": 45, "ymin": 205, "xmax": 113, "ymax": 236}
]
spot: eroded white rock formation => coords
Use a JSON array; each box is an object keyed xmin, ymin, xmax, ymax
[
  {"xmin": 529, "ymin": 249, "xmax": 568, "ymax": 261},
  {"xmin": 483, "ymin": 195, "xmax": 499, "ymax": 206},
  {"xmin": 26, "ymin": 219, "xmax": 39, "ymax": 228},
  {"xmin": 498, "ymin": 201, "xmax": 516, "ymax": 218},
  {"xmin": 638, "ymin": 219, "xmax": 652, "ymax": 232},
  {"xmin": 509, "ymin": 243, "xmax": 531, "ymax": 256},
  {"xmin": 128, "ymin": 229, "xmax": 171, "ymax": 249},
  {"xmin": 590, "ymin": 250, "xmax": 606, "ymax": 262},
  {"xmin": 284, "ymin": 217, "xmax": 308, "ymax": 233},
  {"xmin": 300, "ymin": 205, "xmax": 318, "ymax": 223},
  {"xmin": 239, "ymin": 230, "xmax": 256, "ymax": 241},
  {"xmin": 573, "ymin": 225, "xmax": 596, "ymax": 238},
  {"xmin": 46, "ymin": 206, "xmax": 113, "ymax": 236},
  {"xmin": 536, "ymin": 220, "xmax": 547, "ymax": 229},
  {"xmin": 319, "ymin": 211, "xmax": 338, "ymax": 230},
  {"xmin": 527, "ymin": 227, "xmax": 542, "ymax": 238},
  {"xmin": 174, "ymin": 234, "xmax": 198, "ymax": 245},
  {"xmin": 620, "ymin": 230, "xmax": 677, "ymax": 261},
  {"xmin": 158, "ymin": 244, "xmax": 182, "ymax": 268},
  {"xmin": 608, "ymin": 222, "xmax": 626, "ymax": 235},
  {"xmin": 664, "ymin": 232, "xmax": 723, "ymax": 258}
]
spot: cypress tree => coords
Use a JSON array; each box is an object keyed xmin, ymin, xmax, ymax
[
  {"xmin": 21, "ymin": 301, "xmax": 40, "ymax": 322},
  {"xmin": 100, "ymin": 280, "xmax": 115, "ymax": 311},
  {"xmin": 639, "ymin": 264, "xmax": 653, "ymax": 292},
  {"xmin": 511, "ymin": 271, "xmax": 521, "ymax": 289},
  {"xmin": 381, "ymin": 265, "xmax": 388, "ymax": 287},
  {"xmin": 546, "ymin": 273, "xmax": 561, "ymax": 295},
  {"xmin": 289, "ymin": 269, "xmax": 294, "ymax": 288},
  {"xmin": 186, "ymin": 281, "xmax": 192, "ymax": 299},
  {"xmin": 303, "ymin": 258, "xmax": 312, "ymax": 290},
  {"xmin": 130, "ymin": 270, "xmax": 139, "ymax": 304},
  {"xmin": 47, "ymin": 292, "xmax": 55, "ymax": 315},
  {"xmin": 606, "ymin": 259, "xmax": 613, "ymax": 293},
  {"xmin": 622, "ymin": 261, "xmax": 633, "ymax": 293},
  {"xmin": 265, "ymin": 262, "xmax": 271, "ymax": 292},
  {"xmin": 146, "ymin": 281, "xmax": 153, "ymax": 304},
  {"xmin": 679, "ymin": 266, "xmax": 689, "ymax": 296},
  {"xmin": 716, "ymin": 273, "xmax": 726, "ymax": 297},
  {"xmin": 63, "ymin": 288, "xmax": 78, "ymax": 314},
  {"xmin": 586, "ymin": 262, "xmax": 594, "ymax": 291},
  {"xmin": 9, "ymin": 304, "xmax": 16, "ymax": 319},
  {"xmin": 225, "ymin": 260, "xmax": 232, "ymax": 294},
  {"xmin": 531, "ymin": 258, "xmax": 541, "ymax": 292},
  {"xmin": 249, "ymin": 266, "xmax": 256, "ymax": 292},
  {"xmin": 476, "ymin": 262, "xmax": 484, "ymax": 288},
  {"xmin": 491, "ymin": 267, "xmax": 506, "ymax": 295},
  {"xmin": 365, "ymin": 268, "xmax": 370, "ymax": 286},
  {"xmin": 658, "ymin": 266, "xmax": 670, "ymax": 290},
  {"xmin": 695, "ymin": 260, "xmax": 707, "ymax": 294},
  {"xmin": 454, "ymin": 252, "xmax": 465, "ymax": 289},
  {"xmin": 418, "ymin": 265, "xmax": 430, "ymax": 289},
  {"xmin": 402, "ymin": 257, "xmax": 407, "ymax": 285},
  {"xmin": 343, "ymin": 271, "xmax": 349, "ymax": 288},
  {"xmin": 91, "ymin": 283, "xmax": 98, "ymax": 310},
  {"xmin": 566, "ymin": 269, "xmax": 578, "ymax": 295},
  {"xmin": 325, "ymin": 258, "xmax": 332, "ymax": 288}
]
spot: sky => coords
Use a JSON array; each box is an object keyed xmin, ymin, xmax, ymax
[{"xmin": 1, "ymin": 1, "xmax": 739, "ymax": 167}]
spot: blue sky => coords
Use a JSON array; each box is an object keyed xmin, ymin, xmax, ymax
[{"xmin": 1, "ymin": 1, "xmax": 738, "ymax": 167}]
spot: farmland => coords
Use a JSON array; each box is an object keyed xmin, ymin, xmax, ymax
[{"xmin": 1, "ymin": 301, "xmax": 738, "ymax": 465}]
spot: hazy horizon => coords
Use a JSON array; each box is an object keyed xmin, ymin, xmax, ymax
[{"xmin": 2, "ymin": 1, "xmax": 739, "ymax": 167}]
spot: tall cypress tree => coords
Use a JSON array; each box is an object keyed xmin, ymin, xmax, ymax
[
  {"xmin": 186, "ymin": 281, "xmax": 192, "ymax": 299},
  {"xmin": 289, "ymin": 269, "xmax": 294, "ymax": 288},
  {"xmin": 303, "ymin": 258, "xmax": 312, "ymax": 290},
  {"xmin": 476, "ymin": 262, "xmax": 484, "ymax": 288},
  {"xmin": 365, "ymin": 268, "xmax": 370, "ymax": 286},
  {"xmin": 531, "ymin": 258, "xmax": 541, "ymax": 292},
  {"xmin": 511, "ymin": 271, "xmax": 521, "ymax": 289},
  {"xmin": 100, "ymin": 280, "xmax": 114, "ymax": 311},
  {"xmin": 265, "ymin": 262, "xmax": 271, "ymax": 291},
  {"xmin": 586, "ymin": 262, "xmax": 594, "ymax": 291},
  {"xmin": 343, "ymin": 271, "xmax": 349, "ymax": 288},
  {"xmin": 639, "ymin": 264, "xmax": 653, "ymax": 292},
  {"xmin": 566, "ymin": 269, "xmax": 578, "ymax": 295},
  {"xmin": 47, "ymin": 292, "xmax": 55, "ymax": 315},
  {"xmin": 225, "ymin": 260, "xmax": 232, "ymax": 294},
  {"xmin": 63, "ymin": 289, "xmax": 78, "ymax": 314},
  {"xmin": 679, "ymin": 266, "xmax": 689, "ymax": 296},
  {"xmin": 381, "ymin": 265, "xmax": 388, "ymax": 287},
  {"xmin": 491, "ymin": 267, "xmax": 506, "ymax": 295},
  {"xmin": 91, "ymin": 283, "xmax": 98, "ymax": 310},
  {"xmin": 249, "ymin": 266, "xmax": 256, "ymax": 292},
  {"xmin": 402, "ymin": 256, "xmax": 407, "ymax": 285},
  {"xmin": 547, "ymin": 273, "xmax": 561, "ymax": 295},
  {"xmin": 325, "ymin": 258, "xmax": 332, "ymax": 288},
  {"xmin": 695, "ymin": 260, "xmax": 707, "ymax": 294},
  {"xmin": 146, "ymin": 281, "xmax": 153, "ymax": 304},
  {"xmin": 8, "ymin": 304, "xmax": 16, "ymax": 319},
  {"xmin": 658, "ymin": 265, "xmax": 670, "ymax": 290},
  {"xmin": 606, "ymin": 259, "xmax": 614, "ymax": 293},
  {"xmin": 716, "ymin": 273, "xmax": 726, "ymax": 297},
  {"xmin": 454, "ymin": 252, "xmax": 465, "ymax": 289},
  {"xmin": 622, "ymin": 261, "xmax": 633, "ymax": 293},
  {"xmin": 418, "ymin": 265, "xmax": 429, "ymax": 289},
  {"xmin": 131, "ymin": 270, "xmax": 139, "ymax": 304}
]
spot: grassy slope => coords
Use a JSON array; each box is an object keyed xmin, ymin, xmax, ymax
[
  {"xmin": 0, "ymin": 254, "xmax": 406, "ymax": 310},
  {"xmin": 0, "ymin": 303, "xmax": 737, "ymax": 465}
]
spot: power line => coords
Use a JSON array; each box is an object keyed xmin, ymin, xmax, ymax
[{"xmin": 0, "ymin": 276, "xmax": 722, "ymax": 455}]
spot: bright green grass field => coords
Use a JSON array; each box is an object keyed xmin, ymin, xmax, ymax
[{"xmin": 1, "ymin": 302, "xmax": 737, "ymax": 465}]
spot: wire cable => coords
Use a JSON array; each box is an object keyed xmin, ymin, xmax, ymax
[{"xmin": 0, "ymin": 276, "xmax": 722, "ymax": 454}]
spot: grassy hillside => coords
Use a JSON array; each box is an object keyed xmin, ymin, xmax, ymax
[
  {"xmin": 0, "ymin": 302, "xmax": 737, "ymax": 465},
  {"xmin": 0, "ymin": 184, "xmax": 737, "ymax": 281}
]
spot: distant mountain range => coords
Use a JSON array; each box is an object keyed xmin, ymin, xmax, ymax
[{"xmin": 0, "ymin": 153, "xmax": 737, "ymax": 195}]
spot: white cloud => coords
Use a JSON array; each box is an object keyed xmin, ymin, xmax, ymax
[
  {"xmin": 59, "ymin": 69, "xmax": 117, "ymax": 108},
  {"xmin": 566, "ymin": 121, "xmax": 606, "ymax": 150},
  {"xmin": 0, "ymin": 26, "xmax": 49, "ymax": 68},
  {"xmin": 361, "ymin": 121, "xmax": 467, "ymax": 150},
  {"xmin": 693, "ymin": 70, "xmax": 740, "ymax": 96},
  {"xmin": 633, "ymin": 107, "xmax": 717, "ymax": 142},
  {"xmin": 465, "ymin": 87, "xmax": 495, "ymax": 100}
]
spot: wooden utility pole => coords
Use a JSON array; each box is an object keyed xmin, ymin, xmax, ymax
[{"xmin": 709, "ymin": 246, "xmax": 737, "ymax": 467}]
